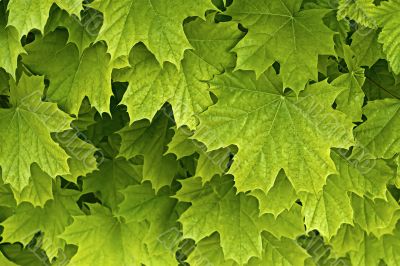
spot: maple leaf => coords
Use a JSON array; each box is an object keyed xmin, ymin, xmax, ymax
[
  {"xmin": 11, "ymin": 164, "xmax": 53, "ymax": 207},
  {"xmin": 45, "ymin": 7, "xmax": 103, "ymax": 54},
  {"xmin": 337, "ymin": 0, "xmax": 377, "ymax": 28},
  {"xmin": 22, "ymin": 30, "xmax": 113, "ymax": 115},
  {"xmin": 60, "ymin": 204, "xmax": 145, "ymax": 266},
  {"xmin": 329, "ymin": 224, "xmax": 364, "ymax": 258},
  {"xmin": 7, "ymin": 0, "xmax": 83, "ymax": 37},
  {"xmin": 351, "ymin": 192, "xmax": 400, "ymax": 237},
  {"xmin": 332, "ymin": 47, "xmax": 365, "ymax": 122},
  {"xmin": 186, "ymin": 234, "xmax": 238, "ymax": 266},
  {"xmin": 0, "ymin": 21, "xmax": 24, "ymax": 78},
  {"xmin": 167, "ymin": 127, "xmax": 231, "ymax": 183},
  {"xmin": 250, "ymin": 171, "xmax": 297, "ymax": 216},
  {"xmin": 226, "ymin": 0, "xmax": 335, "ymax": 92},
  {"xmin": 177, "ymin": 175, "xmax": 264, "ymax": 264},
  {"xmin": 118, "ymin": 110, "xmax": 178, "ymax": 191},
  {"xmin": 352, "ymin": 98, "xmax": 400, "ymax": 159},
  {"xmin": 89, "ymin": 0, "xmax": 214, "ymax": 65},
  {"xmin": 331, "ymin": 150, "xmax": 393, "ymax": 199},
  {"xmin": 301, "ymin": 174, "xmax": 353, "ymax": 240},
  {"xmin": 118, "ymin": 182, "xmax": 181, "ymax": 266},
  {"xmin": 0, "ymin": 74, "xmax": 72, "ymax": 192},
  {"xmin": 113, "ymin": 17, "xmax": 243, "ymax": 128},
  {"xmin": 372, "ymin": 0, "xmax": 400, "ymax": 74},
  {"xmin": 351, "ymin": 27, "xmax": 384, "ymax": 67},
  {"xmin": 54, "ymin": 130, "xmax": 98, "ymax": 183},
  {"xmin": 1, "ymin": 185, "xmax": 82, "ymax": 259},
  {"xmin": 83, "ymin": 158, "xmax": 141, "ymax": 210},
  {"xmin": 194, "ymin": 69, "xmax": 354, "ymax": 194},
  {"xmin": 247, "ymin": 232, "xmax": 310, "ymax": 266}
]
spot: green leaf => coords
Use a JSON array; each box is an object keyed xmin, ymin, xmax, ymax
[
  {"xmin": 1, "ymin": 186, "xmax": 82, "ymax": 259},
  {"xmin": 11, "ymin": 164, "xmax": 53, "ymax": 207},
  {"xmin": 0, "ymin": 74, "xmax": 72, "ymax": 192},
  {"xmin": 261, "ymin": 204, "xmax": 305, "ymax": 239},
  {"xmin": 331, "ymin": 150, "xmax": 393, "ymax": 199},
  {"xmin": 186, "ymin": 234, "xmax": 237, "ymax": 266},
  {"xmin": 194, "ymin": 69, "xmax": 354, "ymax": 194},
  {"xmin": 372, "ymin": 0, "xmax": 400, "ymax": 74},
  {"xmin": 45, "ymin": 7, "xmax": 102, "ymax": 54},
  {"xmin": 332, "ymin": 47, "xmax": 365, "ymax": 122},
  {"xmin": 22, "ymin": 30, "xmax": 113, "ymax": 114},
  {"xmin": 118, "ymin": 183, "xmax": 181, "ymax": 266},
  {"xmin": 7, "ymin": 0, "xmax": 83, "ymax": 37},
  {"xmin": 60, "ymin": 204, "xmax": 145, "ymax": 266},
  {"xmin": 177, "ymin": 175, "xmax": 263, "ymax": 264},
  {"xmin": 353, "ymin": 98, "xmax": 400, "ymax": 159},
  {"xmin": 83, "ymin": 158, "xmax": 141, "ymax": 210},
  {"xmin": 301, "ymin": 174, "xmax": 353, "ymax": 240},
  {"xmin": 54, "ymin": 130, "xmax": 98, "ymax": 183},
  {"xmin": 351, "ymin": 192, "xmax": 400, "ymax": 237},
  {"xmin": 348, "ymin": 231, "xmax": 383, "ymax": 266},
  {"xmin": 0, "ymin": 24, "xmax": 24, "ymax": 78},
  {"xmin": 118, "ymin": 111, "xmax": 178, "ymax": 191},
  {"xmin": 247, "ymin": 232, "xmax": 310, "ymax": 266},
  {"xmin": 363, "ymin": 60, "xmax": 400, "ymax": 100},
  {"xmin": 329, "ymin": 224, "xmax": 364, "ymax": 258},
  {"xmin": 89, "ymin": 0, "xmax": 214, "ymax": 65},
  {"xmin": 382, "ymin": 224, "xmax": 400, "ymax": 265},
  {"xmin": 250, "ymin": 171, "xmax": 297, "ymax": 216},
  {"xmin": 114, "ymin": 17, "xmax": 243, "ymax": 128},
  {"xmin": 337, "ymin": 0, "xmax": 377, "ymax": 28},
  {"xmin": 351, "ymin": 27, "xmax": 384, "ymax": 67},
  {"xmin": 0, "ymin": 252, "xmax": 16, "ymax": 266},
  {"xmin": 227, "ymin": 0, "xmax": 335, "ymax": 92}
]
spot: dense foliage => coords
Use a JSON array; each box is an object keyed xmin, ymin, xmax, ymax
[{"xmin": 0, "ymin": 0, "xmax": 400, "ymax": 265}]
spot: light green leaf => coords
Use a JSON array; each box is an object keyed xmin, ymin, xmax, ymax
[
  {"xmin": 261, "ymin": 204, "xmax": 305, "ymax": 239},
  {"xmin": 177, "ymin": 175, "xmax": 263, "ymax": 264},
  {"xmin": 352, "ymin": 98, "xmax": 400, "ymax": 159},
  {"xmin": 250, "ymin": 171, "xmax": 297, "ymax": 216},
  {"xmin": 329, "ymin": 224, "xmax": 364, "ymax": 258},
  {"xmin": 61, "ymin": 204, "xmax": 145, "ymax": 266},
  {"xmin": 11, "ymin": 164, "xmax": 53, "ymax": 207},
  {"xmin": 114, "ymin": 17, "xmax": 243, "ymax": 128},
  {"xmin": 332, "ymin": 47, "xmax": 365, "ymax": 122},
  {"xmin": 301, "ymin": 174, "xmax": 353, "ymax": 240},
  {"xmin": 331, "ymin": 150, "xmax": 393, "ymax": 199},
  {"xmin": 0, "ymin": 252, "xmax": 16, "ymax": 266},
  {"xmin": 0, "ymin": 24, "xmax": 24, "ymax": 78},
  {"xmin": 118, "ymin": 111, "xmax": 178, "ymax": 191},
  {"xmin": 351, "ymin": 192, "xmax": 400, "ymax": 237},
  {"xmin": 0, "ymin": 74, "xmax": 72, "ymax": 192},
  {"xmin": 83, "ymin": 158, "xmax": 141, "ymax": 210},
  {"xmin": 348, "ymin": 231, "xmax": 383, "ymax": 266},
  {"xmin": 194, "ymin": 69, "xmax": 354, "ymax": 194},
  {"xmin": 45, "ymin": 7, "xmax": 102, "ymax": 54},
  {"xmin": 22, "ymin": 30, "xmax": 113, "ymax": 114},
  {"xmin": 1, "ymin": 186, "xmax": 82, "ymax": 259},
  {"xmin": 187, "ymin": 234, "xmax": 237, "ymax": 266},
  {"xmin": 351, "ymin": 27, "xmax": 384, "ymax": 67},
  {"xmin": 227, "ymin": 0, "xmax": 335, "ymax": 93},
  {"xmin": 382, "ymin": 225, "xmax": 400, "ymax": 265},
  {"xmin": 372, "ymin": 0, "xmax": 400, "ymax": 74},
  {"xmin": 54, "ymin": 130, "xmax": 98, "ymax": 183},
  {"xmin": 248, "ymin": 232, "xmax": 310, "ymax": 266},
  {"xmin": 337, "ymin": 0, "xmax": 377, "ymax": 28},
  {"xmin": 7, "ymin": 0, "xmax": 83, "ymax": 37},
  {"xmin": 118, "ymin": 183, "xmax": 181, "ymax": 266},
  {"xmin": 89, "ymin": 0, "xmax": 214, "ymax": 65}
]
